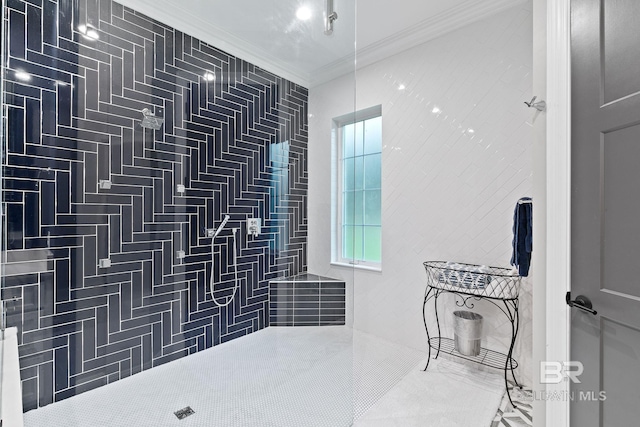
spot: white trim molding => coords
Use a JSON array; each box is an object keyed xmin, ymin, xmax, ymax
[
  {"xmin": 120, "ymin": 0, "xmax": 529, "ymax": 88},
  {"xmin": 545, "ymin": 0, "xmax": 571, "ymax": 426},
  {"xmin": 311, "ymin": 0, "xmax": 529, "ymax": 86}
]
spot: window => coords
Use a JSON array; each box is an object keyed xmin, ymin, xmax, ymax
[{"xmin": 332, "ymin": 106, "xmax": 382, "ymax": 269}]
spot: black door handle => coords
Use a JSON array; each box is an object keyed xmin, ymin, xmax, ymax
[{"xmin": 566, "ymin": 292, "xmax": 597, "ymax": 315}]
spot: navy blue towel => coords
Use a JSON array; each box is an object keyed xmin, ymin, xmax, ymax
[{"xmin": 510, "ymin": 197, "xmax": 532, "ymax": 277}]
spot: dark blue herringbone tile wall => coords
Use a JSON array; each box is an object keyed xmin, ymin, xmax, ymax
[{"xmin": 1, "ymin": 0, "xmax": 308, "ymax": 411}]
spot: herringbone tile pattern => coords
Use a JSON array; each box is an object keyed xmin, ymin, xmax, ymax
[
  {"xmin": 492, "ymin": 382, "xmax": 534, "ymax": 426},
  {"xmin": 2, "ymin": 0, "xmax": 308, "ymax": 411}
]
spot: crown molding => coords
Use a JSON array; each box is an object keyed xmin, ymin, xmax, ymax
[
  {"xmin": 119, "ymin": 0, "xmax": 526, "ymax": 88},
  {"xmin": 309, "ymin": 0, "xmax": 528, "ymax": 87},
  {"xmin": 118, "ymin": 0, "xmax": 312, "ymax": 86}
]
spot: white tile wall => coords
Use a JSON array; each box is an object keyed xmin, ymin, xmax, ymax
[{"xmin": 308, "ymin": 2, "xmax": 534, "ymax": 386}]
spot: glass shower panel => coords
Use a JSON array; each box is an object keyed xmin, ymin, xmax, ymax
[
  {"xmin": 1, "ymin": 0, "xmax": 6, "ymax": 414},
  {"xmin": 1, "ymin": 0, "xmax": 356, "ymax": 425}
]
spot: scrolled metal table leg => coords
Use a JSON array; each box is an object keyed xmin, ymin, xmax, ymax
[
  {"xmin": 434, "ymin": 289, "xmax": 442, "ymax": 360},
  {"xmin": 423, "ymin": 287, "xmax": 434, "ymax": 370}
]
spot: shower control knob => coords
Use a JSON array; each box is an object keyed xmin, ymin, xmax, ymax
[{"xmin": 247, "ymin": 218, "xmax": 261, "ymax": 237}]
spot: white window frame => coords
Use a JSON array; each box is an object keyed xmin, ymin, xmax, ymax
[{"xmin": 330, "ymin": 105, "xmax": 382, "ymax": 271}]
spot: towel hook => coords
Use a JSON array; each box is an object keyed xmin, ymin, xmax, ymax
[{"xmin": 524, "ymin": 96, "xmax": 546, "ymax": 112}]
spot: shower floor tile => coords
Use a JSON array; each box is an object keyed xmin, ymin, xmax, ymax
[{"xmin": 23, "ymin": 326, "xmax": 510, "ymax": 427}]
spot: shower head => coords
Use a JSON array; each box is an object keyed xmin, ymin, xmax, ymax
[{"xmin": 140, "ymin": 108, "xmax": 164, "ymax": 130}]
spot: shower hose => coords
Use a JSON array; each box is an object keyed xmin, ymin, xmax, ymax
[{"xmin": 209, "ymin": 228, "xmax": 239, "ymax": 307}]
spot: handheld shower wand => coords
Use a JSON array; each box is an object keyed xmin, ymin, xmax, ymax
[{"xmin": 212, "ymin": 215, "xmax": 230, "ymax": 239}]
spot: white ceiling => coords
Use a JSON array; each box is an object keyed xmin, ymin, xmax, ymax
[{"xmin": 123, "ymin": 0, "xmax": 523, "ymax": 87}]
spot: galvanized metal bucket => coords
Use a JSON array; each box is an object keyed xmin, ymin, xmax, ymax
[{"xmin": 453, "ymin": 310, "xmax": 483, "ymax": 356}]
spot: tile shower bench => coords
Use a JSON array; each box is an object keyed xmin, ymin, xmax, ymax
[{"xmin": 269, "ymin": 274, "xmax": 346, "ymax": 326}]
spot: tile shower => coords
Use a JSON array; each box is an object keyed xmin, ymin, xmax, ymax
[{"xmin": 2, "ymin": 0, "xmax": 312, "ymax": 411}]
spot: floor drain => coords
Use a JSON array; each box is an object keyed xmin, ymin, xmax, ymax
[{"xmin": 174, "ymin": 406, "xmax": 195, "ymax": 420}]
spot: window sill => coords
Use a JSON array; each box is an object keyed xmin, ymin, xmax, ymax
[{"xmin": 330, "ymin": 262, "xmax": 382, "ymax": 273}]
